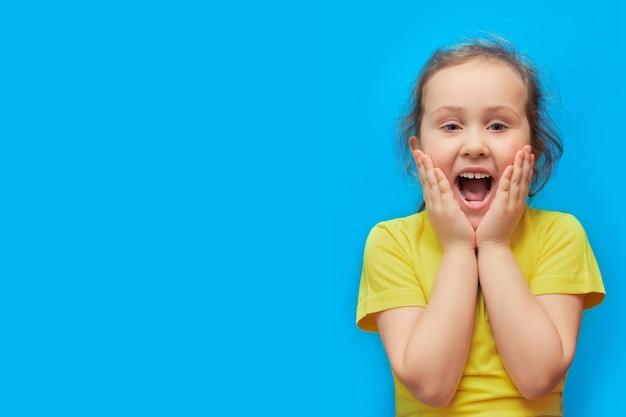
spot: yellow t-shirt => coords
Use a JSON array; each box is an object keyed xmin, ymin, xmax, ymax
[{"xmin": 356, "ymin": 207, "xmax": 605, "ymax": 417}]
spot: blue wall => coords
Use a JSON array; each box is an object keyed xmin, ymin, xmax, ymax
[
  {"xmin": 321, "ymin": 1, "xmax": 626, "ymax": 415},
  {"xmin": 3, "ymin": 1, "xmax": 623, "ymax": 415},
  {"xmin": 3, "ymin": 1, "xmax": 323, "ymax": 415}
]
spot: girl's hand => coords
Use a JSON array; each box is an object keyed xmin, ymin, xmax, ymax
[
  {"xmin": 414, "ymin": 150, "xmax": 476, "ymax": 251},
  {"xmin": 476, "ymin": 145, "xmax": 534, "ymax": 249}
]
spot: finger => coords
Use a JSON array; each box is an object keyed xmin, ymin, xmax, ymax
[
  {"xmin": 521, "ymin": 147, "xmax": 535, "ymax": 189},
  {"xmin": 413, "ymin": 150, "xmax": 433, "ymax": 204},
  {"xmin": 414, "ymin": 150, "xmax": 436, "ymax": 193},
  {"xmin": 434, "ymin": 167, "xmax": 454, "ymax": 201},
  {"xmin": 412, "ymin": 149, "xmax": 426, "ymax": 187},
  {"xmin": 510, "ymin": 148, "xmax": 531, "ymax": 204},
  {"xmin": 511, "ymin": 151, "xmax": 523, "ymax": 203},
  {"xmin": 514, "ymin": 147, "xmax": 533, "ymax": 205},
  {"xmin": 420, "ymin": 153, "xmax": 440, "ymax": 192},
  {"xmin": 418, "ymin": 153, "xmax": 446, "ymax": 210},
  {"xmin": 498, "ymin": 165, "xmax": 513, "ymax": 196},
  {"xmin": 510, "ymin": 149, "xmax": 524, "ymax": 186}
]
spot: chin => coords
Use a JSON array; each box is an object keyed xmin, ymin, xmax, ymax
[{"xmin": 464, "ymin": 212, "xmax": 484, "ymax": 231}]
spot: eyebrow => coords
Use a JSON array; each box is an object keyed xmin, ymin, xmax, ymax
[{"xmin": 429, "ymin": 105, "xmax": 522, "ymax": 118}]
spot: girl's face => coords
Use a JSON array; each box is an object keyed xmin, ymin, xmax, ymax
[{"xmin": 411, "ymin": 58, "xmax": 531, "ymax": 228}]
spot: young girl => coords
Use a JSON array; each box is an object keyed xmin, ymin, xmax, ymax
[{"xmin": 356, "ymin": 36, "xmax": 605, "ymax": 416}]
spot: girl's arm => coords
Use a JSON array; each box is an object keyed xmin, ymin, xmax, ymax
[
  {"xmin": 476, "ymin": 146, "xmax": 583, "ymax": 398},
  {"xmin": 376, "ymin": 149, "xmax": 478, "ymax": 407},
  {"xmin": 376, "ymin": 247, "xmax": 478, "ymax": 408},
  {"xmin": 477, "ymin": 247, "xmax": 584, "ymax": 399}
]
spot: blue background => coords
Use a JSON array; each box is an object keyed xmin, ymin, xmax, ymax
[
  {"xmin": 1, "ymin": 1, "xmax": 623, "ymax": 416},
  {"xmin": 320, "ymin": 1, "xmax": 625, "ymax": 416}
]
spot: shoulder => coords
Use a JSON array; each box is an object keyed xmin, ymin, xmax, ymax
[
  {"xmin": 368, "ymin": 212, "xmax": 428, "ymax": 238},
  {"xmin": 514, "ymin": 206, "xmax": 592, "ymax": 261},
  {"xmin": 365, "ymin": 212, "xmax": 429, "ymax": 249},
  {"xmin": 524, "ymin": 206, "xmax": 577, "ymax": 222},
  {"xmin": 522, "ymin": 207, "xmax": 605, "ymax": 309},
  {"xmin": 522, "ymin": 206, "xmax": 587, "ymax": 236},
  {"xmin": 520, "ymin": 207, "xmax": 595, "ymax": 260},
  {"xmin": 363, "ymin": 211, "xmax": 441, "ymax": 267}
]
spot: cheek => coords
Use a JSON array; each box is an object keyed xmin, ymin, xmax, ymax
[
  {"xmin": 421, "ymin": 147, "xmax": 455, "ymax": 176},
  {"xmin": 494, "ymin": 142, "xmax": 526, "ymax": 168},
  {"xmin": 421, "ymin": 141, "xmax": 453, "ymax": 163}
]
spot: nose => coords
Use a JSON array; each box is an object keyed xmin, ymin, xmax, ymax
[{"xmin": 459, "ymin": 129, "xmax": 489, "ymax": 158}]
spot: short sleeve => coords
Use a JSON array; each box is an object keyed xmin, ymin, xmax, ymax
[
  {"xmin": 529, "ymin": 214, "xmax": 605, "ymax": 309},
  {"xmin": 356, "ymin": 222, "xmax": 427, "ymax": 332}
]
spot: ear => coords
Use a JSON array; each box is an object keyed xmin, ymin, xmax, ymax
[{"xmin": 409, "ymin": 135, "xmax": 421, "ymax": 152}]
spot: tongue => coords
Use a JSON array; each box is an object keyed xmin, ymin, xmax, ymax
[{"xmin": 460, "ymin": 178, "xmax": 490, "ymax": 202}]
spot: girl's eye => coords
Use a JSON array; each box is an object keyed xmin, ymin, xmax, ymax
[
  {"xmin": 442, "ymin": 123, "xmax": 461, "ymax": 131},
  {"xmin": 489, "ymin": 123, "xmax": 507, "ymax": 131}
]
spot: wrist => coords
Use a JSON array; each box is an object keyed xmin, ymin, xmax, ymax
[
  {"xmin": 476, "ymin": 244, "xmax": 511, "ymax": 256},
  {"xmin": 442, "ymin": 245, "xmax": 478, "ymax": 258}
]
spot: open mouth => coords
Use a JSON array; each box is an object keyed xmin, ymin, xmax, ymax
[{"xmin": 457, "ymin": 173, "xmax": 492, "ymax": 203}]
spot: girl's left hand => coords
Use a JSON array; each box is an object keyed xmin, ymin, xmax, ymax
[{"xmin": 476, "ymin": 145, "xmax": 534, "ymax": 249}]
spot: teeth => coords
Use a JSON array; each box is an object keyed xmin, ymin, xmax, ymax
[{"xmin": 459, "ymin": 172, "xmax": 490, "ymax": 179}]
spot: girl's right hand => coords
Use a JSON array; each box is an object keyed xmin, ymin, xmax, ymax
[{"xmin": 413, "ymin": 150, "xmax": 476, "ymax": 251}]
